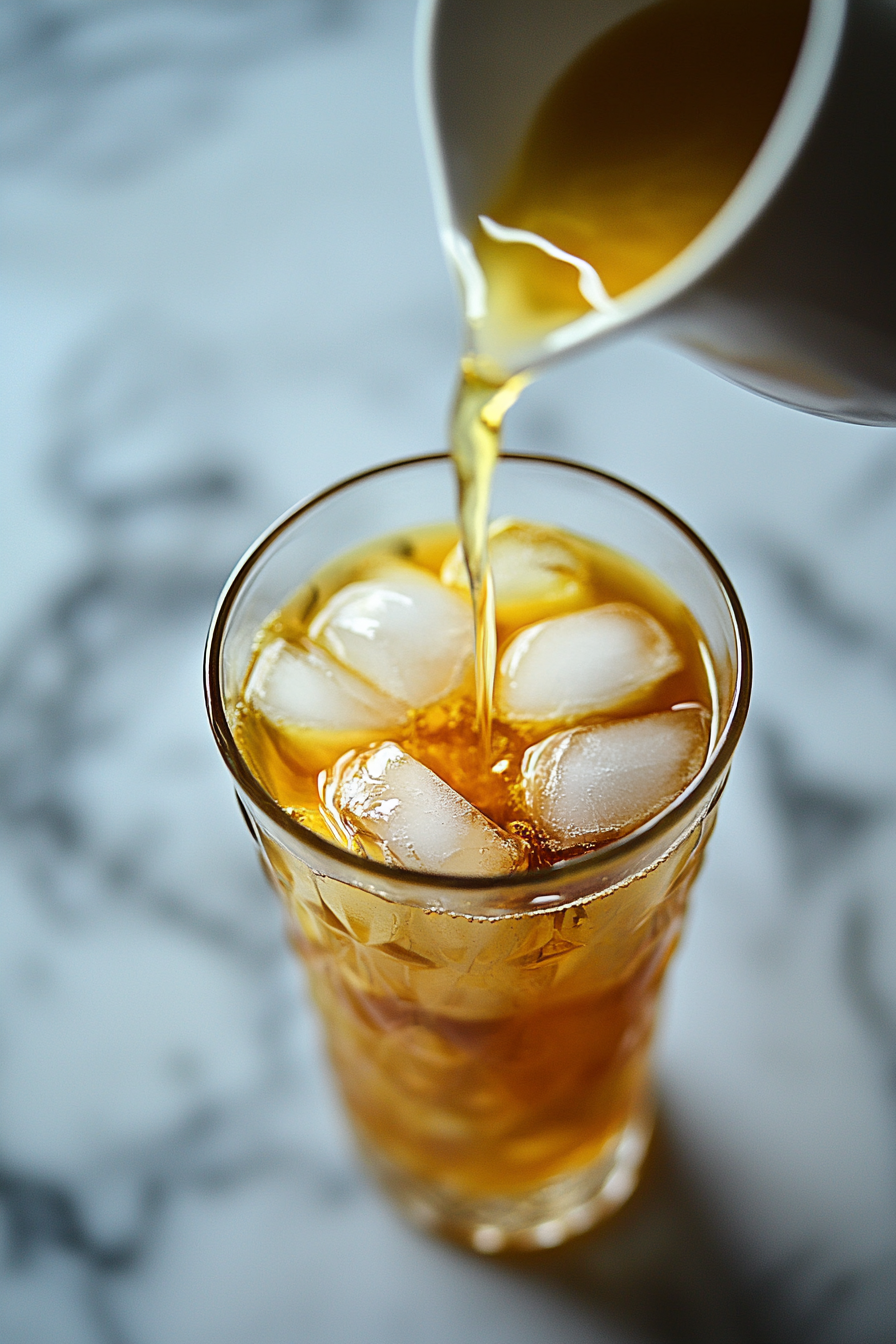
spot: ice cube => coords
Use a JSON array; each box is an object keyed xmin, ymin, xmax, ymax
[
  {"xmin": 441, "ymin": 518, "xmax": 590, "ymax": 621},
  {"xmin": 244, "ymin": 638, "xmax": 406, "ymax": 733},
  {"xmin": 522, "ymin": 708, "xmax": 711, "ymax": 846},
  {"xmin": 309, "ymin": 567, "xmax": 472, "ymax": 707},
  {"xmin": 321, "ymin": 742, "xmax": 527, "ymax": 876},
  {"xmin": 496, "ymin": 603, "xmax": 682, "ymax": 723}
]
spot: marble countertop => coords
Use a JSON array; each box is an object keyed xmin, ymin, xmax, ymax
[{"xmin": 1, "ymin": 3, "xmax": 893, "ymax": 1341}]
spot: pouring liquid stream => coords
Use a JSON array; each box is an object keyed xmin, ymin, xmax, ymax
[
  {"xmin": 450, "ymin": 365, "xmax": 528, "ymax": 752},
  {"xmin": 447, "ymin": 0, "xmax": 809, "ymax": 753}
]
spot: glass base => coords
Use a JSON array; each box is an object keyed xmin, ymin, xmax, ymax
[{"xmin": 362, "ymin": 1110, "xmax": 653, "ymax": 1254}]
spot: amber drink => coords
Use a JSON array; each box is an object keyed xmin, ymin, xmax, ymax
[{"xmin": 206, "ymin": 454, "xmax": 750, "ymax": 1251}]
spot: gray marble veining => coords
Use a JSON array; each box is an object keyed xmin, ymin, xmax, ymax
[{"xmin": 1, "ymin": 3, "xmax": 893, "ymax": 1341}]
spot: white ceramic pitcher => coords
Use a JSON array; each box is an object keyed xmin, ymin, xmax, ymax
[{"xmin": 417, "ymin": 0, "xmax": 896, "ymax": 424}]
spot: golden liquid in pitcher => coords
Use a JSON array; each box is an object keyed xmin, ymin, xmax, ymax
[{"xmin": 452, "ymin": 0, "xmax": 809, "ymax": 743}]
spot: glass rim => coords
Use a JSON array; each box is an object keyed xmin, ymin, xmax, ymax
[{"xmin": 204, "ymin": 451, "xmax": 752, "ymax": 898}]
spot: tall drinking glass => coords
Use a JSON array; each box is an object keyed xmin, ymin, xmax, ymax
[{"xmin": 205, "ymin": 454, "xmax": 750, "ymax": 1252}]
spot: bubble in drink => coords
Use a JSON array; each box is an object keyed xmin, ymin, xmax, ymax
[
  {"xmin": 496, "ymin": 603, "xmax": 682, "ymax": 724},
  {"xmin": 440, "ymin": 517, "xmax": 590, "ymax": 623},
  {"xmin": 245, "ymin": 637, "xmax": 406, "ymax": 733},
  {"xmin": 321, "ymin": 741, "xmax": 527, "ymax": 876},
  {"xmin": 309, "ymin": 565, "xmax": 472, "ymax": 708},
  {"xmin": 522, "ymin": 707, "xmax": 711, "ymax": 847}
]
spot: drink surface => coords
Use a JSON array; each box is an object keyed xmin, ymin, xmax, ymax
[{"xmin": 235, "ymin": 519, "xmax": 713, "ymax": 873}]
